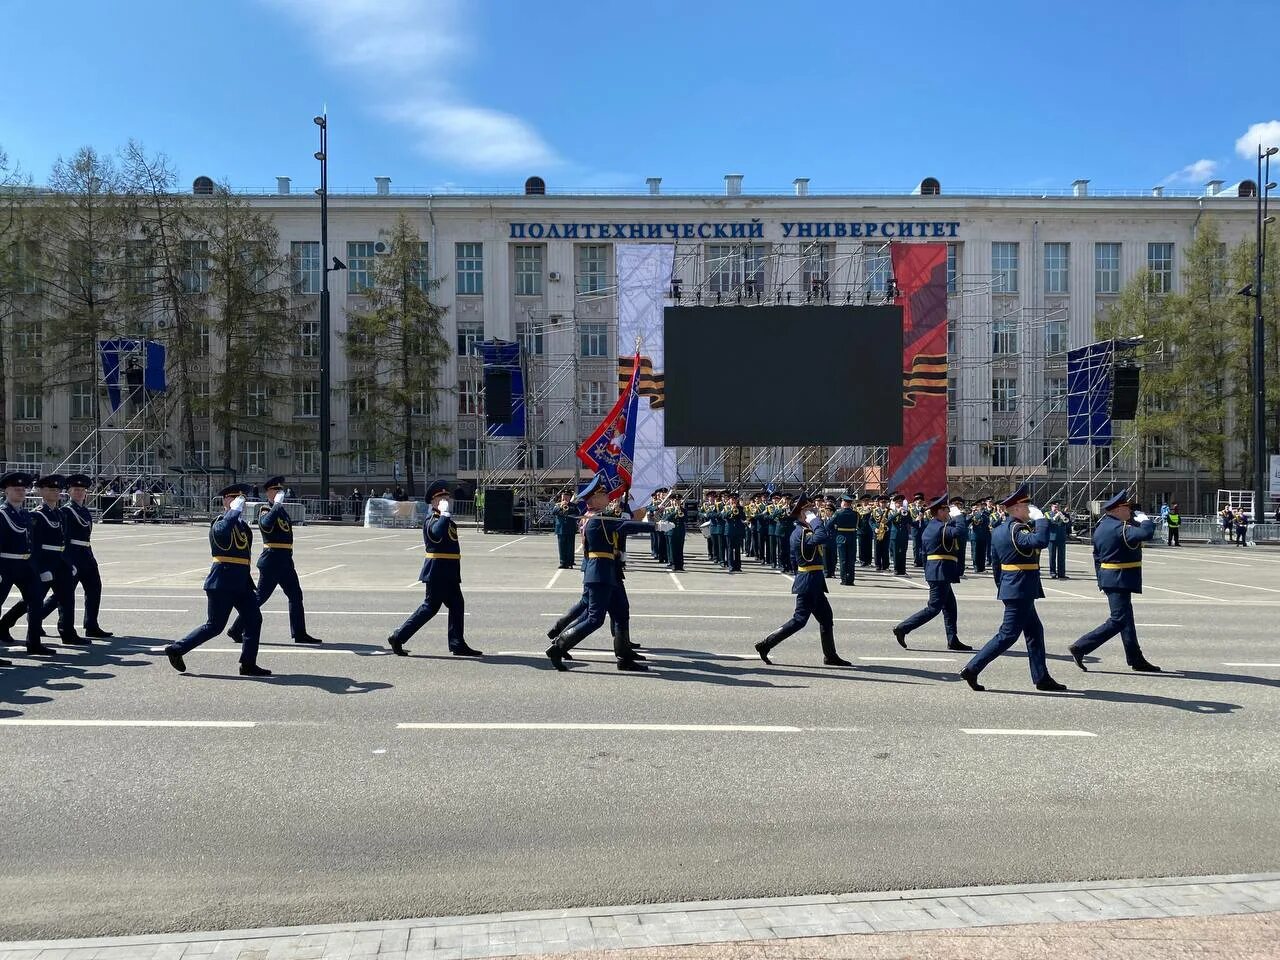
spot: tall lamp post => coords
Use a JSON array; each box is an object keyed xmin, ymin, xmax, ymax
[
  {"xmin": 1251, "ymin": 145, "xmax": 1277, "ymax": 522},
  {"xmin": 314, "ymin": 114, "xmax": 345, "ymax": 500}
]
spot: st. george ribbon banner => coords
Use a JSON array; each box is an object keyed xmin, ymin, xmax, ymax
[
  {"xmin": 886, "ymin": 243, "xmax": 948, "ymax": 495},
  {"xmin": 615, "ymin": 243, "xmax": 676, "ymax": 499},
  {"xmin": 576, "ymin": 353, "xmax": 641, "ymax": 502}
]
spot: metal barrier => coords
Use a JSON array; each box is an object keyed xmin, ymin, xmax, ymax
[{"xmin": 364, "ymin": 498, "xmax": 429, "ymax": 529}]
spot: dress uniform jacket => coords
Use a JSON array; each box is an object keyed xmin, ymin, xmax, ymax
[
  {"xmin": 923, "ymin": 515, "xmax": 968, "ymax": 583},
  {"xmin": 419, "ymin": 512, "xmax": 462, "ymax": 588},
  {"xmin": 1092, "ymin": 514, "xmax": 1154, "ymax": 592},
  {"xmin": 789, "ymin": 520, "xmax": 830, "ymax": 596},
  {"xmin": 992, "ymin": 518, "xmax": 1050, "ymax": 600},
  {"xmin": 0, "ymin": 501, "xmax": 42, "ymax": 644}
]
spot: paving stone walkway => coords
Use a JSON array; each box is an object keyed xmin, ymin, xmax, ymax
[{"xmin": 2, "ymin": 873, "xmax": 1276, "ymax": 960}]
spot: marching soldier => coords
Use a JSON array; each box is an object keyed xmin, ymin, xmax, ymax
[
  {"xmin": 551, "ymin": 490, "xmax": 580, "ymax": 569},
  {"xmin": 387, "ymin": 479, "xmax": 482, "ymax": 658},
  {"xmin": 0, "ymin": 474, "xmax": 84, "ymax": 646},
  {"xmin": 983, "ymin": 497, "xmax": 999, "ymax": 568},
  {"xmin": 755, "ymin": 494, "xmax": 849, "ymax": 666},
  {"xmin": 1069, "ymin": 489, "xmax": 1161, "ymax": 673},
  {"xmin": 663, "ymin": 491, "xmax": 686, "ymax": 571},
  {"xmin": 959, "ymin": 484, "xmax": 1067, "ymax": 692},
  {"xmin": 889, "ymin": 493, "xmax": 911, "ymax": 576},
  {"xmin": 833, "ymin": 493, "xmax": 857, "ymax": 585},
  {"xmin": 910, "ymin": 492, "xmax": 926, "ymax": 567},
  {"xmin": 950, "ymin": 496, "xmax": 969, "ymax": 577},
  {"xmin": 872, "ymin": 495, "xmax": 890, "ymax": 571},
  {"xmin": 162, "ymin": 483, "xmax": 270, "ymax": 676},
  {"xmin": 1046, "ymin": 500, "xmax": 1071, "ymax": 579},
  {"xmin": 857, "ymin": 494, "xmax": 873, "ymax": 567},
  {"xmin": 228, "ymin": 476, "xmax": 322, "ymax": 646},
  {"xmin": 892, "ymin": 494, "xmax": 972, "ymax": 651},
  {"xmin": 969, "ymin": 496, "xmax": 990, "ymax": 574},
  {"xmin": 37, "ymin": 473, "xmax": 112, "ymax": 639},
  {"xmin": 0, "ymin": 471, "xmax": 53, "ymax": 659}
]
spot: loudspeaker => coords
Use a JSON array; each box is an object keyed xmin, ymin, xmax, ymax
[
  {"xmin": 483, "ymin": 487, "xmax": 515, "ymax": 532},
  {"xmin": 484, "ymin": 370, "xmax": 513, "ymax": 426},
  {"xmin": 1112, "ymin": 366, "xmax": 1140, "ymax": 420}
]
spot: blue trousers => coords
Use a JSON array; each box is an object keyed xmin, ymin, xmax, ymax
[
  {"xmin": 913, "ymin": 529, "xmax": 925, "ymax": 566},
  {"xmin": 556, "ymin": 530, "xmax": 576, "ymax": 567},
  {"xmin": 2, "ymin": 560, "xmax": 75, "ymax": 638},
  {"xmin": 966, "ymin": 597, "xmax": 1049, "ymax": 684},
  {"xmin": 836, "ymin": 536, "xmax": 855, "ymax": 584},
  {"xmin": 0, "ymin": 561, "xmax": 45, "ymax": 645},
  {"xmin": 666, "ymin": 533, "xmax": 685, "ymax": 571},
  {"xmin": 392, "ymin": 581, "xmax": 465, "ymax": 649},
  {"xmin": 972, "ymin": 536, "xmax": 988, "ymax": 573},
  {"xmin": 1048, "ymin": 538, "xmax": 1067, "ymax": 577},
  {"xmin": 229, "ymin": 556, "xmax": 307, "ymax": 640},
  {"xmin": 174, "ymin": 587, "xmax": 262, "ymax": 665},
  {"xmin": 896, "ymin": 581, "xmax": 958, "ymax": 645},
  {"xmin": 1072, "ymin": 589, "xmax": 1144, "ymax": 665},
  {"xmin": 39, "ymin": 552, "xmax": 104, "ymax": 630}
]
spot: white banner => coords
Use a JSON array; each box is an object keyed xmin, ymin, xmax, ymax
[
  {"xmin": 1270, "ymin": 454, "xmax": 1280, "ymax": 498},
  {"xmin": 616, "ymin": 243, "xmax": 675, "ymax": 500}
]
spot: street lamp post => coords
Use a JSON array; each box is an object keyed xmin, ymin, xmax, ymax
[
  {"xmin": 1253, "ymin": 144, "xmax": 1277, "ymax": 522},
  {"xmin": 315, "ymin": 115, "xmax": 331, "ymax": 501}
]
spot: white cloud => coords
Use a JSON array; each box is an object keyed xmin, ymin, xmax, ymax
[
  {"xmin": 1162, "ymin": 158, "xmax": 1219, "ymax": 185},
  {"xmin": 263, "ymin": 0, "xmax": 559, "ymax": 172},
  {"xmin": 1236, "ymin": 121, "xmax": 1280, "ymax": 159}
]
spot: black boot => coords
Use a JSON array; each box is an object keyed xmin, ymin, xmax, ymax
[
  {"xmin": 820, "ymin": 625, "xmax": 851, "ymax": 666},
  {"xmin": 239, "ymin": 663, "xmax": 272, "ymax": 677},
  {"xmin": 892, "ymin": 626, "xmax": 908, "ymax": 648},
  {"xmin": 613, "ymin": 624, "xmax": 646, "ymax": 665},
  {"xmin": 755, "ymin": 624, "xmax": 797, "ymax": 665},
  {"xmin": 546, "ymin": 609, "xmax": 579, "ymax": 642},
  {"xmin": 84, "ymin": 625, "xmax": 114, "ymax": 639},
  {"xmin": 1068, "ymin": 645, "xmax": 1088, "ymax": 671},
  {"xmin": 947, "ymin": 639, "xmax": 973, "ymax": 652}
]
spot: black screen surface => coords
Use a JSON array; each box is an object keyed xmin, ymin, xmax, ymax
[{"xmin": 663, "ymin": 305, "xmax": 904, "ymax": 446}]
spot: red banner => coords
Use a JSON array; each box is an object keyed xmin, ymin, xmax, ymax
[{"xmin": 887, "ymin": 244, "xmax": 948, "ymax": 496}]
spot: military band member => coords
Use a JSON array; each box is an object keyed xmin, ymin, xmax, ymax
[
  {"xmin": 0, "ymin": 471, "xmax": 52, "ymax": 658},
  {"xmin": 960, "ymin": 484, "xmax": 1066, "ymax": 692},
  {"xmin": 833, "ymin": 493, "xmax": 858, "ymax": 585},
  {"xmin": 647, "ymin": 487, "xmax": 669, "ymax": 562},
  {"xmin": 889, "ymin": 493, "xmax": 911, "ymax": 576},
  {"xmin": 969, "ymin": 497, "xmax": 991, "ymax": 574},
  {"xmin": 228, "ymin": 476, "xmax": 321, "ymax": 646},
  {"xmin": 0, "ymin": 474, "xmax": 84, "ymax": 646},
  {"xmin": 983, "ymin": 497, "xmax": 999, "ymax": 567},
  {"xmin": 768, "ymin": 494, "xmax": 784, "ymax": 569},
  {"xmin": 910, "ymin": 492, "xmax": 926, "ymax": 567},
  {"xmin": 755, "ymin": 494, "xmax": 849, "ymax": 666},
  {"xmin": 776, "ymin": 496, "xmax": 796, "ymax": 574},
  {"xmin": 950, "ymin": 496, "xmax": 969, "ymax": 577},
  {"xmin": 872, "ymin": 496, "xmax": 890, "ymax": 571},
  {"xmin": 892, "ymin": 494, "xmax": 972, "ymax": 651},
  {"xmin": 1046, "ymin": 500, "xmax": 1071, "ymax": 579},
  {"xmin": 387, "ymin": 479, "xmax": 482, "ymax": 658},
  {"xmin": 856, "ymin": 495, "xmax": 873, "ymax": 567},
  {"xmin": 163, "ymin": 483, "xmax": 270, "ymax": 676},
  {"xmin": 551, "ymin": 490, "xmax": 580, "ymax": 569},
  {"xmin": 701, "ymin": 493, "xmax": 721, "ymax": 564},
  {"xmin": 821, "ymin": 499, "xmax": 838, "ymax": 578},
  {"xmin": 663, "ymin": 491, "xmax": 686, "ymax": 571},
  {"xmin": 1069, "ymin": 489, "xmax": 1160, "ymax": 673},
  {"xmin": 723, "ymin": 492, "xmax": 746, "ymax": 572}
]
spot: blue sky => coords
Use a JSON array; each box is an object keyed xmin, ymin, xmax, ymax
[{"xmin": 2, "ymin": 0, "xmax": 1278, "ymax": 194}]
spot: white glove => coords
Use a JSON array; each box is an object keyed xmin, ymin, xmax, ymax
[
  {"xmin": 273, "ymin": 490, "xmax": 286, "ymax": 505},
  {"xmin": 948, "ymin": 505, "xmax": 963, "ymax": 519},
  {"xmin": 40, "ymin": 571, "xmax": 52, "ymax": 583},
  {"xmin": 437, "ymin": 499, "xmax": 451, "ymax": 516},
  {"xmin": 804, "ymin": 511, "xmax": 819, "ymax": 526},
  {"xmin": 229, "ymin": 496, "xmax": 246, "ymax": 514},
  {"xmin": 1027, "ymin": 505, "xmax": 1044, "ymax": 521},
  {"xmin": 1133, "ymin": 511, "xmax": 1149, "ymax": 523},
  {"xmin": 655, "ymin": 520, "xmax": 674, "ymax": 533}
]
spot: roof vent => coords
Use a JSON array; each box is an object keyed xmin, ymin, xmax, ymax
[
  {"xmin": 646, "ymin": 177, "xmax": 662, "ymax": 195},
  {"xmin": 1072, "ymin": 179, "xmax": 1090, "ymax": 197},
  {"xmin": 1152, "ymin": 186, "xmax": 1164, "ymax": 197},
  {"xmin": 1204, "ymin": 179, "xmax": 1224, "ymax": 196},
  {"xmin": 1239, "ymin": 179, "xmax": 1258, "ymax": 198},
  {"xmin": 725, "ymin": 173, "xmax": 743, "ymax": 196},
  {"xmin": 276, "ymin": 176, "xmax": 291, "ymax": 195},
  {"xmin": 192, "ymin": 176, "xmax": 214, "ymax": 195},
  {"xmin": 793, "ymin": 177, "xmax": 810, "ymax": 197},
  {"xmin": 524, "ymin": 176, "xmax": 546, "ymax": 195},
  {"xmin": 375, "ymin": 176, "xmax": 391, "ymax": 196},
  {"xmin": 915, "ymin": 177, "xmax": 941, "ymax": 196}
]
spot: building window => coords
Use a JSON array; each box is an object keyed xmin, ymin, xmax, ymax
[
  {"xmin": 802, "ymin": 243, "xmax": 831, "ymax": 297},
  {"xmin": 295, "ymin": 379, "xmax": 319, "ymax": 418},
  {"xmin": 514, "ymin": 244, "xmax": 544, "ymax": 296},
  {"xmin": 458, "ymin": 379, "xmax": 480, "ymax": 415},
  {"xmin": 1146, "ymin": 435, "xmax": 1170, "ymax": 469},
  {"xmin": 863, "ymin": 243, "xmax": 891, "ymax": 293},
  {"xmin": 706, "ymin": 244, "xmax": 741, "ymax": 294},
  {"xmin": 947, "ymin": 443, "xmax": 957, "ymax": 467},
  {"xmin": 992, "ymin": 317, "xmax": 1018, "ymax": 355},
  {"xmin": 300, "ymin": 316, "xmax": 320, "ymax": 358},
  {"xmin": 240, "ymin": 439, "xmax": 266, "ymax": 474},
  {"xmin": 10, "ymin": 240, "xmax": 40, "ymax": 294},
  {"xmin": 1147, "ymin": 242, "xmax": 1174, "ymax": 293},
  {"xmin": 1043, "ymin": 440, "xmax": 1067, "ymax": 470},
  {"xmin": 1044, "ymin": 318, "xmax": 1068, "ymax": 356},
  {"xmin": 516, "ymin": 320, "xmax": 544, "ymax": 356},
  {"xmin": 15, "ymin": 384, "xmax": 42, "ymax": 420},
  {"xmin": 947, "ymin": 374, "xmax": 957, "ymax": 413},
  {"xmin": 14, "ymin": 321, "xmax": 41, "ymax": 357},
  {"xmin": 458, "ymin": 437, "xmax": 478, "ymax": 472},
  {"xmin": 291, "ymin": 241, "xmax": 321, "ymax": 294},
  {"xmin": 409, "ymin": 241, "xmax": 430, "ymax": 292},
  {"xmin": 992, "ymin": 377, "xmax": 1018, "ymax": 414},
  {"xmin": 16, "ymin": 440, "xmax": 42, "ymax": 468},
  {"xmin": 192, "ymin": 321, "xmax": 211, "ymax": 357},
  {"xmin": 1095, "ymin": 242, "xmax": 1121, "ymax": 294},
  {"xmin": 294, "ymin": 446, "xmax": 319, "ymax": 475},
  {"xmin": 991, "ymin": 435, "xmax": 1016, "ymax": 467},
  {"xmin": 580, "ymin": 321, "xmax": 609, "ymax": 357},
  {"xmin": 455, "ymin": 242, "xmax": 483, "ymax": 295},
  {"xmin": 948, "ymin": 322, "xmax": 957, "ymax": 355},
  {"xmin": 1047, "ymin": 375, "xmax": 1068, "ymax": 412},
  {"xmin": 181, "ymin": 240, "xmax": 210, "ymax": 294},
  {"xmin": 457, "ymin": 319, "xmax": 484, "ymax": 357},
  {"xmin": 70, "ymin": 380, "xmax": 94, "ymax": 420},
  {"xmin": 350, "ymin": 439, "xmax": 375, "ymax": 475},
  {"xmin": 188, "ymin": 441, "xmax": 210, "ymax": 468},
  {"xmin": 742, "ymin": 244, "xmax": 767, "ymax": 294},
  {"xmin": 411, "ymin": 390, "xmax": 433, "ymax": 417},
  {"xmin": 245, "ymin": 384, "xmax": 268, "ymax": 418},
  {"xmin": 125, "ymin": 239, "xmax": 153, "ymax": 296},
  {"xmin": 581, "ymin": 380, "xmax": 609, "ymax": 416},
  {"xmin": 577, "ymin": 244, "xmax": 608, "ymax": 294},
  {"xmin": 946, "ymin": 242, "xmax": 959, "ymax": 294},
  {"xmin": 992, "ymin": 241, "xmax": 1019, "ymax": 293},
  {"xmin": 191, "ymin": 379, "xmax": 210, "ymax": 414},
  {"xmin": 1044, "ymin": 242, "xmax": 1069, "ymax": 294},
  {"xmin": 411, "ymin": 442, "xmax": 429, "ymax": 476},
  {"xmin": 347, "ymin": 241, "xmax": 376, "ymax": 293},
  {"xmin": 348, "ymin": 379, "xmax": 372, "ymax": 416}
]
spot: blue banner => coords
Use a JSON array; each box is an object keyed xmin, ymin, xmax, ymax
[
  {"xmin": 99, "ymin": 339, "xmax": 167, "ymax": 412},
  {"xmin": 478, "ymin": 339, "xmax": 525, "ymax": 438},
  {"xmin": 1067, "ymin": 341, "xmax": 1113, "ymax": 446}
]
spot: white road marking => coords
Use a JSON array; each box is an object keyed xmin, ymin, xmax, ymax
[
  {"xmin": 147, "ymin": 645, "xmax": 357, "ymax": 654},
  {"xmin": 1138, "ymin": 623, "xmax": 1184, "ymax": 628},
  {"xmin": 834, "ymin": 618, "xmax": 902, "ymax": 623},
  {"xmin": 669, "ymin": 572, "xmax": 686, "ymax": 591},
  {"xmin": 858, "ymin": 656, "xmax": 956, "ymax": 662},
  {"xmin": 396, "ymin": 722, "xmax": 808, "ymax": 733},
  {"xmin": 98, "ymin": 607, "xmax": 188, "ymax": 613},
  {"xmin": 298, "ymin": 564, "xmax": 346, "ymax": 579},
  {"xmin": 1184, "ymin": 556, "xmax": 1251, "ymax": 567},
  {"xmin": 537, "ymin": 613, "xmax": 751, "ymax": 620},
  {"xmin": 1143, "ymin": 585, "xmax": 1227, "ymax": 602},
  {"xmin": 403, "ymin": 542, "xmax": 425, "ymax": 551},
  {"xmin": 544, "ymin": 568, "xmax": 563, "ymax": 590},
  {"xmin": 1200, "ymin": 578, "xmax": 1280, "ymax": 595},
  {"xmin": 488, "ymin": 536, "xmax": 529, "ymax": 552},
  {"xmin": 962, "ymin": 729, "xmax": 1096, "ymax": 737},
  {"xmin": 1223, "ymin": 662, "xmax": 1280, "ymax": 667},
  {"xmin": 127, "ymin": 537, "xmax": 212, "ymax": 548},
  {"xmin": 1043, "ymin": 584, "xmax": 1093, "ymax": 599},
  {"xmin": 0, "ymin": 719, "xmax": 255, "ymax": 728},
  {"xmin": 314, "ymin": 536, "xmax": 398, "ymax": 551}
]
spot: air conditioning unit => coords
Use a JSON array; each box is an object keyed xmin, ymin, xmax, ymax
[
  {"xmin": 156, "ymin": 318, "xmax": 170, "ymax": 329},
  {"xmin": 277, "ymin": 448, "xmax": 287, "ymax": 457},
  {"xmin": 374, "ymin": 241, "xmax": 391, "ymax": 255},
  {"xmin": 548, "ymin": 271, "xmax": 561, "ymax": 282}
]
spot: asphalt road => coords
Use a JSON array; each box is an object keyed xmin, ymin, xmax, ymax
[{"xmin": 1, "ymin": 524, "xmax": 1277, "ymax": 939}]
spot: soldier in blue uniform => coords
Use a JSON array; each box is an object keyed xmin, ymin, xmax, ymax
[
  {"xmin": 910, "ymin": 492, "xmax": 927, "ymax": 567},
  {"xmin": 0, "ymin": 474, "xmax": 85, "ymax": 646},
  {"xmin": 822, "ymin": 499, "xmax": 838, "ymax": 578},
  {"xmin": 754, "ymin": 494, "xmax": 849, "ymax": 666},
  {"xmin": 767, "ymin": 494, "xmax": 784, "ymax": 569},
  {"xmin": 227, "ymin": 476, "xmax": 322, "ymax": 646},
  {"xmin": 551, "ymin": 490, "xmax": 580, "ymax": 569},
  {"xmin": 723, "ymin": 491, "xmax": 746, "ymax": 572},
  {"xmin": 776, "ymin": 496, "xmax": 797, "ymax": 574},
  {"xmin": 833, "ymin": 493, "xmax": 858, "ymax": 586},
  {"xmin": 950, "ymin": 496, "xmax": 969, "ymax": 577},
  {"xmin": 892, "ymin": 494, "xmax": 972, "ymax": 651},
  {"xmin": 1068, "ymin": 489, "xmax": 1160, "ymax": 673},
  {"xmin": 889, "ymin": 493, "xmax": 911, "ymax": 576},
  {"xmin": 387, "ymin": 479, "xmax": 482, "ymax": 658},
  {"xmin": 163, "ymin": 483, "xmax": 269, "ymax": 676},
  {"xmin": 959, "ymin": 484, "xmax": 1067, "ymax": 692},
  {"xmin": 969, "ymin": 497, "xmax": 990, "ymax": 574},
  {"xmin": 23, "ymin": 473, "xmax": 113, "ymax": 640},
  {"xmin": 857, "ymin": 495, "xmax": 873, "ymax": 567},
  {"xmin": 1046, "ymin": 500, "xmax": 1070, "ymax": 579},
  {"xmin": 662, "ymin": 491, "xmax": 686, "ymax": 571},
  {"xmin": 0, "ymin": 471, "xmax": 53, "ymax": 659},
  {"xmin": 646, "ymin": 487, "xmax": 668, "ymax": 561}
]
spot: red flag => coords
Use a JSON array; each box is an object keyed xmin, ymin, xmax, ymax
[{"xmin": 577, "ymin": 352, "xmax": 641, "ymax": 500}]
